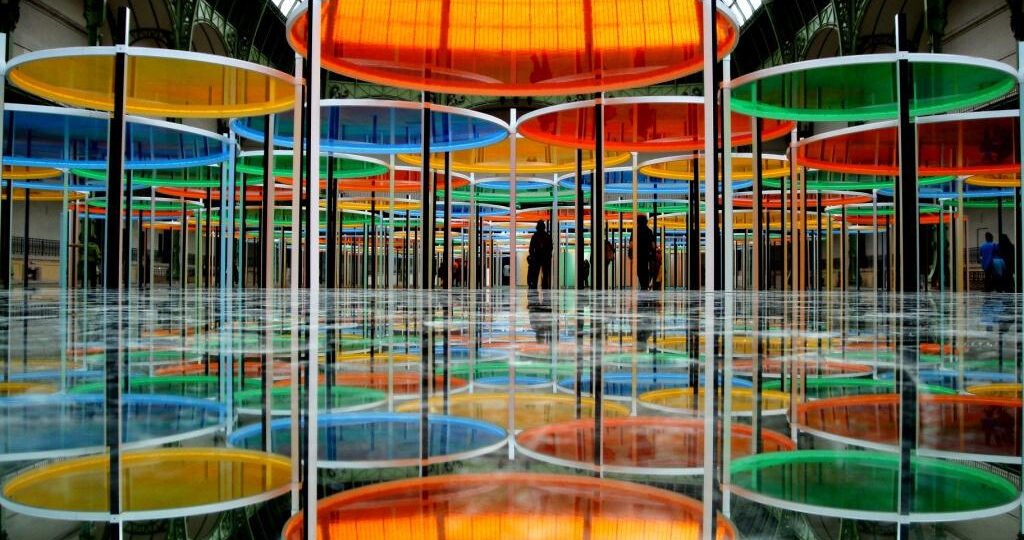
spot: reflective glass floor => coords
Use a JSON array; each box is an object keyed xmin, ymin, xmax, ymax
[{"xmin": 0, "ymin": 288, "xmax": 1020, "ymax": 539}]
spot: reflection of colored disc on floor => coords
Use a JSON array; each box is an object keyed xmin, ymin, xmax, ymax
[
  {"xmin": 0, "ymin": 394, "xmax": 225, "ymax": 462},
  {"xmin": 729, "ymin": 450, "xmax": 1019, "ymax": 522},
  {"xmin": 762, "ymin": 378, "xmax": 955, "ymax": 399},
  {"xmin": 967, "ymin": 383, "xmax": 1021, "ymax": 398},
  {"xmin": 511, "ymin": 341, "xmax": 632, "ymax": 360},
  {"xmin": 732, "ymin": 359, "xmax": 872, "ymax": 378},
  {"xmin": 68, "ymin": 375, "xmax": 233, "ymax": 399},
  {"xmin": 557, "ymin": 373, "xmax": 752, "ymax": 400},
  {"xmin": 395, "ymin": 393, "xmax": 629, "ymax": 431},
  {"xmin": 0, "ymin": 448, "xmax": 291, "ymax": 521},
  {"xmin": 796, "ymin": 394, "xmax": 1022, "ymax": 463},
  {"xmin": 516, "ymin": 417, "xmax": 794, "ymax": 475},
  {"xmin": 154, "ymin": 361, "xmax": 290, "ymax": 378},
  {"xmin": 233, "ymin": 385, "xmax": 386, "ymax": 416},
  {"xmin": 331, "ymin": 373, "xmax": 468, "ymax": 398},
  {"xmin": 7, "ymin": 370, "xmax": 102, "ymax": 385},
  {"xmin": 0, "ymin": 382, "xmax": 54, "ymax": 397},
  {"xmin": 444, "ymin": 361, "xmax": 576, "ymax": 389},
  {"xmin": 881, "ymin": 369, "xmax": 1017, "ymax": 390},
  {"xmin": 282, "ymin": 473, "xmax": 736, "ymax": 540},
  {"xmin": 229, "ymin": 413, "xmax": 507, "ymax": 468},
  {"xmin": 920, "ymin": 343, "xmax": 958, "ymax": 355},
  {"xmin": 638, "ymin": 388, "xmax": 790, "ymax": 417},
  {"xmin": 83, "ymin": 349, "xmax": 203, "ymax": 368}
]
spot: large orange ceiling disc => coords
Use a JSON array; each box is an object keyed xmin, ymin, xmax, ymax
[
  {"xmin": 287, "ymin": 0, "xmax": 739, "ymax": 96},
  {"xmin": 798, "ymin": 111, "xmax": 1020, "ymax": 176},
  {"xmin": 517, "ymin": 97, "xmax": 794, "ymax": 151}
]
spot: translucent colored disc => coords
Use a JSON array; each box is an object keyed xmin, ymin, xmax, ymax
[
  {"xmin": 395, "ymin": 393, "xmax": 629, "ymax": 430},
  {"xmin": 799, "ymin": 113, "xmax": 1020, "ymax": 176},
  {"xmin": 556, "ymin": 373, "xmax": 752, "ymax": 399},
  {"xmin": 228, "ymin": 413, "xmax": 507, "ymax": 468},
  {"xmin": 967, "ymin": 383, "xmax": 1022, "ymax": 398},
  {"xmin": 233, "ymin": 385, "xmax": 386, "ymax": 415},
  {"xmin": 2, "ymin": 106, "xmax": 227, "ymax": 170},
  {"xmin": 763, "ymin": 171, "xmax": 955, "ymax": 191},
  {"xmin": 0, "ymin": 382, "xmax": 54, "ymax": 397},
  {"xmin": 796, "ymin": 394, "xmax": 1022, "ymax": 462},
  {"xmin": 516, "ymin": 417, "xmax": 794, "ymax": 475},
  {"xmin": 1, "ymin": 166, "xmax": 59, "ymax": 180},
  {"xmin": 231, "ymin": 102, "xmax": 508, "ymax": 154},
  {"xmin": 7, "ymin": 49, "xmax": 294, "ymax": 118},
  {"xmin": 333, "ymin": 373, "xmax": 468, "ymax": 397},
  {"xmin": 639, "ymin": 155, "xmax": 789, "ymax": 181},
  {"xmin": 762, "ymin": 377, "xmax": 955, "ymax": 399},
  {"xmin": 398, "ymin": 138, "xmax": 631, "ymax": 174},
  {"xmin": 0, "ymin": 394, "xmax": 224, "ymax": 462},
  {"xmin": 966, "ymin": 174, "xmax": 1021, "ymax": 188},
  {"xmin": 282, "ymin": 473, "xmax": 737, "ymax": 539},
  {"xmin": 236, "ymin": 153, "xmax": 387, "ymax": 181},
  {"xmin": 69, "ymin": 375, "xmax": 226, "ymax": 399},
  {"xmin": 518, "ymin": 101, "xmax": 793, "ymax": 151},
  {"xmin": 288, "ymin": 0, "xmax": 739, "ymax": 96},
  {"xmin": 638, "ymin": 387, "xmax": 790, "ymax": 417},
  {"xmin": 731, "ymin": 55, "xmax": 1016, "ymax": 121},
  {"xmin": 729, "ymin": 450, "xmax": 1020, "ymax": 522},
  {"xmin": 0, "ymin": 448, "xmax": 291, "ymax": 521}
]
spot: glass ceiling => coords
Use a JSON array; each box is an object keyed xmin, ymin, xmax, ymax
[
  {"xmin": 273, "ymin": 0, "xmax": 762, "ymax": 26},
  {"xmin": 273, "ymin": 0, "xmax": 300, "ymax": 17},
  {"xmin": 727, "ymin": 0, "xmax": 763, "ymax": 26}
]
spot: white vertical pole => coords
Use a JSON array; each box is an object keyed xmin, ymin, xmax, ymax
[
  {"xmin": 305, "ymin": 2, "xmax": 321, "ymax": 539},
  {"xmin": 389, "ymin": 154, "xmax": 396, "ymax": 288},
  {"xmin": 509, "ymin": 111, "xmax": 517, "ymax": 293},
  {"xmin": 469, "ymin": 173, "xmax": 477, "ymax": 289},
  {"xmin": 723, "ymin": 56, "xmax": 734, "ymax": 292},
  {"xmin": 60, "ymin": 173, "xmax": 69, "ymax": 290},
  {"xmin": 631, "ymin": 153, "xmax": 638, "ymax": 291},
  {"xmin": 702, "ymin": 1, "xmax": 716, "ymax": 291},
  {"xmin": 291, "ymin": 55, "xmax": 303, "ymax": 291}
]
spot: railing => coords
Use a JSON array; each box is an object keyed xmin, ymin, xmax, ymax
[{"xmin": 11, "ymin": 237, "xmax": 60, "ymax": 258}]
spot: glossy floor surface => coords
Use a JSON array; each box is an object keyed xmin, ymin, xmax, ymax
[{"xmin": 0, "ymin": 288, "xmax": 1020, "ymax": 539}]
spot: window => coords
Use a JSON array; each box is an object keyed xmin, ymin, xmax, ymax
[
  {"xmin": 273, "ymin": 0, "xmax": 300, "ymax": 17},
  {"xmin": 726, "ymin": 0, "xmax": 763, "ymax": 26}
]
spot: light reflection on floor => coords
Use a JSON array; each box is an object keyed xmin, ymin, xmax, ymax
[{"xmin": 0, "ymin": 289, "xmax": 1020, "ymax": 539}]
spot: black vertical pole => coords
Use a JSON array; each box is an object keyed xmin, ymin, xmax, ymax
[
  {"xmin": 998, "ymin": 197, "xmax": 1005, "ymax": 241},
  {"xmin": 0, "ymin": 176, "xmax": 10, "ymax": 290},
  {"xmin": 371, "ymin": 194, "xmax": 377, "ymax": 288},
  {"xmin": 896, "ymin": 13, "xmax": 919, "ymax": 293},
  {"xmin": 326, "ymin": 156, "xmax": 337, "ymax": 288},
  {"xmin": 121, "ymin": 170, "xmax": 132, "ymax": 287},
  {"xmin": 21, "ymin": 188, "xmax": 29, "ymax": 288},
  {"xmin": 709, "ymin": 15, "xmax": 721, "ymax": 293},
  {"xmin": 593, "ymin": 102, "xmax": 604, "ymax": 290},
  {"xmin": 240, "ymin": 170, "xmax": 248, "ymax": 288},
  {"xmin": 105, "ymin": 9, "xmax": 129, "ymax": 525},
  {"xmin": 575, "ymin": 149, "xmax": 584, "ymax": 289},
  {"xmin": 205, "ymin": 187, "xmax": 212, "ymax": 287},
  {"xmin": 180, "ymin": 201, "xmax": 188, "ymax": 289},
  {"xmin": 261, "ymin": 116, "xmax": 274, "ymax": 288},
  {"xmin": 752, "ymin": 119, "xmax": 763, "ymax": 291},
  {"xmin": 688, "ymin": 156, "xmax": 700, "ymax": 289},
  {"xmin": 443, "ymin": 152, "xmax": 451, "ymax": 289},
  {"xmin": 421, "ymin": 96, "xmax": 433, "ymax": 290},
  {"xmin": 1016, "ymin": 187, "xmax": 1022, "ymax": 292},
  {"xmin": 104, "ymin": 10, "xmax": 128, "ymax": 290}
]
